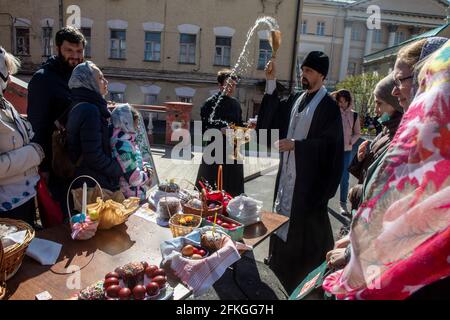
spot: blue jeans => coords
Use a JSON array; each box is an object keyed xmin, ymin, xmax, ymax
[{"xmin": 340, "ymin": 151, "xmax": 353, "ymax": 203}]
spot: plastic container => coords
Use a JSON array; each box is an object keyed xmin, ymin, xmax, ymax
[{"xmin": 202, "ymin": 214, "xmax": 244, "ymax": 241}]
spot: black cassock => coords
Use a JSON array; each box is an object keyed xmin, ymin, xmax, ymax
[
  {"xmin": 195, "ymin": 93, "xmax": 244, "ymax": 197},
  {"xmin": 256, "ymin": 88, "xmax": 344, "ymax": 294}
]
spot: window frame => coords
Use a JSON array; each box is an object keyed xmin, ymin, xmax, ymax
[
  {"xmin": 214, "ymin": 36, "xmax": 231, "ymax": 66},
  {"xmin": 144, "ymin": 32, "xmax": 161, "ymax": 62},
  {"xmin": 81, "ymin": 27, "xmax": 92, "ymax": 57},
  {"xmin": 15, "ymin": 27, "xmax": 30, "ymax": 56},
  {"xmin": 110, "ymin": 92, "xmax": 125, "ymax": 103},
  {"xmin": 373, "ymin": 29, "xmax": 383, "ymax": 44},
  {"xmin": 257, "ymin": 39, "xmax": 272, "ymax": 70},
  {"xmin": 110, "ymin": 29, "xmax": 127, "ymax": 60},
  {"xmin": 42, "ymin": 26, "xmax": 53, "ymax": 57},
  {"xmin": 178, "ymin": 96, "xmax": 193, "ymax": 103},
  {"xmin": 179, "ymin": 33, "xmax": 196, "ymax": 64},
  {"xmin": 316, "ymin": 21, "xmax": 325, "ymax": 36},
  {"xmin": 144, "ymin": 94, "xmax": 158, "ymax": 105},
  {"xmin": 301, "ymin": 20, "xmax": 308, "ymax": 34}
]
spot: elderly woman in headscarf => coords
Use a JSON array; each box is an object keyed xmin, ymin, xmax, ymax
[
  {"xmin": 110, "ymin": 104, "xmax": 153, "ymax": 201},
  {"xmin": 392, "ymin": 37, "xmax": 448, "ymax": 112},
  {"xmin": 346, "ymin": 73, "xmax": 404, "ymax": 213},
  {"xmin": 0, "ymin": 47, "xmax": 44, "ymax": 226},
  {"xmin": 322, "ymin": 40, "xmax": 450, "ymax": 300},
  {"xmin": 66, "ymin": 61, "xmax": 122, "ymax": 191}
]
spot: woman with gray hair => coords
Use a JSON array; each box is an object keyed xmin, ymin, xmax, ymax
[
  {"xmin": 0, "ymin": 47, "xmax": 44, "ymax": 226},
  {"xmin": 66, "ymin": 61, "xmax": 122, "ymax": 190}
]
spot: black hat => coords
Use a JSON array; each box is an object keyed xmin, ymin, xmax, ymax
[{"xmin": 301, "ymin": 51, "xmax": 329, "ymax": 78}]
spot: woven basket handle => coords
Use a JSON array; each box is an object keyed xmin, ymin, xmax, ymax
[
  {"xmin": 66, "ymin": 175, "xmax": 104, "ymax": 220},
  {"xmin": 0, "ymin": 240, "xmax": 4, "ymax": 282},
  {"xmin": 162, "ymin": 178, "xmax": 201, "ymax": 217},
  {"xmin": 0, "ymin": 239, "xmax": 5, "ymax": 298}
]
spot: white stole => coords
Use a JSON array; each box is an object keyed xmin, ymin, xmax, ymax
[{"xmin": 274, "ymin": 86, "xmax": 327, "ymax": 242}]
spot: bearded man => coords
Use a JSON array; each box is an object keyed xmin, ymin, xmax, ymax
[
  {"xmin": 256, "ymin": 51, "xmax": 344, "ymax": 294},
  {"xmin": 27, "ymin": 26, "xmax": 86, "ymax": 217}
]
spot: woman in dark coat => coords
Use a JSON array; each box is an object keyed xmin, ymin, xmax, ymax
[
  {"xmin": 66, "ymin": 61, "xmax": 122, "ymax": 191},
  {"xmin": 195, "ymin": 69, "xmax": 244, "ymax": 197},
  {"xmin": 347, "ymin": 73, "xmax": 403, "ymax": 212}
]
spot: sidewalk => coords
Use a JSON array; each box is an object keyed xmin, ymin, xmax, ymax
[{"xmin": 150, "ymin": 145, "xmax": 280, "ymax": 184}]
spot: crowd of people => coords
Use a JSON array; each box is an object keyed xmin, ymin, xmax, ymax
[
  {"xmin": 0, "ymin": 27, "xmax": 153, "ymax": 227},
  {"xmin": 0, "ymin": 24, "xmax": 448, "ymax": 299},
  {"xmin": 257, "ymin": 36, "xmax": 449, "ymax": 299}
]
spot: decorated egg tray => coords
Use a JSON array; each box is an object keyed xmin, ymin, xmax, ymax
[
  {"xmin": 201, "ymin": 214, "xmax": 244, "ymax": 241},
  {"xmin": 88, "ymin": 262, "xmax": 172, "ymax": 300}
]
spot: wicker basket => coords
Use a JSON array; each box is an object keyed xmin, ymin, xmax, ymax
[
  {"xmin": 169, "ymin": 213, "xmax": 202, "ymax": 238},
  {"xmin": 0, "ymin": 240, "xmax": 5, "ymax": 300},
  {"xmin": 182, "ymin": 190, "xmax": 223, "ymax": 218},
  {"xmin": 0, "ymin": 218, "xmax": 35, "ymax": 281}
]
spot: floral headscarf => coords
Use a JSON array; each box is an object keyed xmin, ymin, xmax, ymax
[{"xmin": 323, "ymin": 40, "xmax": 450, "ymax": 300}]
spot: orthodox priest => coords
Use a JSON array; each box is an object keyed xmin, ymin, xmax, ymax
[
  {"xmin": 256, "ymin": 51, "xmax": 344, "ymax": 293},
  {"xmin": 195, "ymin": 69, "xmax": 245, "ymax": 196}
]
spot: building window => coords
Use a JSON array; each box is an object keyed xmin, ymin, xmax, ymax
[
  {"xmin": 110, "ymin": 92, "xmax": 124, "ymax": 103},
  {"xmin": 144, "ymin": 32, "xmax": 161, "ymax": 62},
  {"xmin": 179, "ymin": 33, "xmax": 196, "ymax": 64},
  {"xmin": 351, "ymin": 28, "xmax": 361, "ymax": 41},
  {"xmin": 15, "ymin": 28, "xmax": 30, "ymax": 55},
  {"xmin": 348, "ymin": 62, "xmax": 357, "ymax": 76},
  {"xmin": 394, "ymin": 31, "xmax": 405, "ymax": 45},
  {"xmin": 110, "ymin": 30, "xmax": 126, "ymax": 59},
  {"xmin": 144, "ymin": 94, "xmax": 158, "ymax": 105},
  {"xmin": 257, "ymin": 39, "xmax": 272, "ymax": 70},
  {"xmin": 42, "ymin": 27, "xmax": 53, "ymax": 56},
  {"xmin": 81, "ymin": 28, "xmax": 92, "ymax": 57},
  {"xmin": 374, "ymin": 29, "xmax": 382, "ymax": 44},
  {"xmin": 178, "ymin": 96, "xmax": 192, "ymax": 103},
  {"xmin": 316, "ymin": 22, "xmax": 325, "ymax": 36},
  {"xmin": 301, "ymin": 20, "xmax": 307, "ymax": 34},
  {"xmin": 214, "ymin": 36, "xmax": 231, "ymax": 66}
]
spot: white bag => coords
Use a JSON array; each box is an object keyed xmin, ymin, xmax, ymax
[{"xmin": 226, "ymin": 195, "xmax": 262, "ymax": 226}]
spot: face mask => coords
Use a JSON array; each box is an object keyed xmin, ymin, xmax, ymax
[{"xmin": 378, "ymin": 112, "xmax": 391, "ymax": 124}]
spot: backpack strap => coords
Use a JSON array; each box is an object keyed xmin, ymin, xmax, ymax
[
  {"xmin": 54, "ymin": 102, "xmax": 83, "ymax": 130},
  {"xmin": 352, "ymin": 112, "xmax": 358, "ymax": 135}
]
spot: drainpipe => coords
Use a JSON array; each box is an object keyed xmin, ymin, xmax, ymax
[
  {"xmin": 59, "ymin": 0, "xmax": 64, "ymax": 28},
  {"xmin": 289, "ymin": 0, "xmax": 302, "ymax": 93},
  {"xmin": 329, "ymin": 8, "xmax": 340, "ymax": 89}
]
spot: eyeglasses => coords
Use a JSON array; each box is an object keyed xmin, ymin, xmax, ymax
[{"xmin": 393, "ymin": 75, "xmax": 413, "ymax": 88}]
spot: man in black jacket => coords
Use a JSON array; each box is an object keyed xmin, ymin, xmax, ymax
[
  {"xmin": 27, "ymin": 26, "xmax": 85, "ymax": 214},
  {"xmin": 256, "ymin": 51, "xmax": 344, "ymax": 294}
]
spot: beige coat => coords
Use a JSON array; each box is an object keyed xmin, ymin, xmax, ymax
[{"xmin": 0, "ymin": 97, "xmax": 43, "ymax": 191}]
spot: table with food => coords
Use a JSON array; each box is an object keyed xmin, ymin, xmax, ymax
[{"xmin": 0, "ymin": 169, "xmax": 288, "ymax": 300}]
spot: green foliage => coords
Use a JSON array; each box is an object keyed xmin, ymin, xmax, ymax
[{"xmin": 336, "ymin": 72, "xmax": 384, "ymax": 117}]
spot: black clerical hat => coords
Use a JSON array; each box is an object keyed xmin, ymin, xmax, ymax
[{"xmin": 301, "ymin": 51, "xmax": 329, "ymax": 78}]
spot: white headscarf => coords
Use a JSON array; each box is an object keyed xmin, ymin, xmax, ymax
[{"xmin": 68, "ymin": 61, "xmax": 100, "ymax": 94}]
